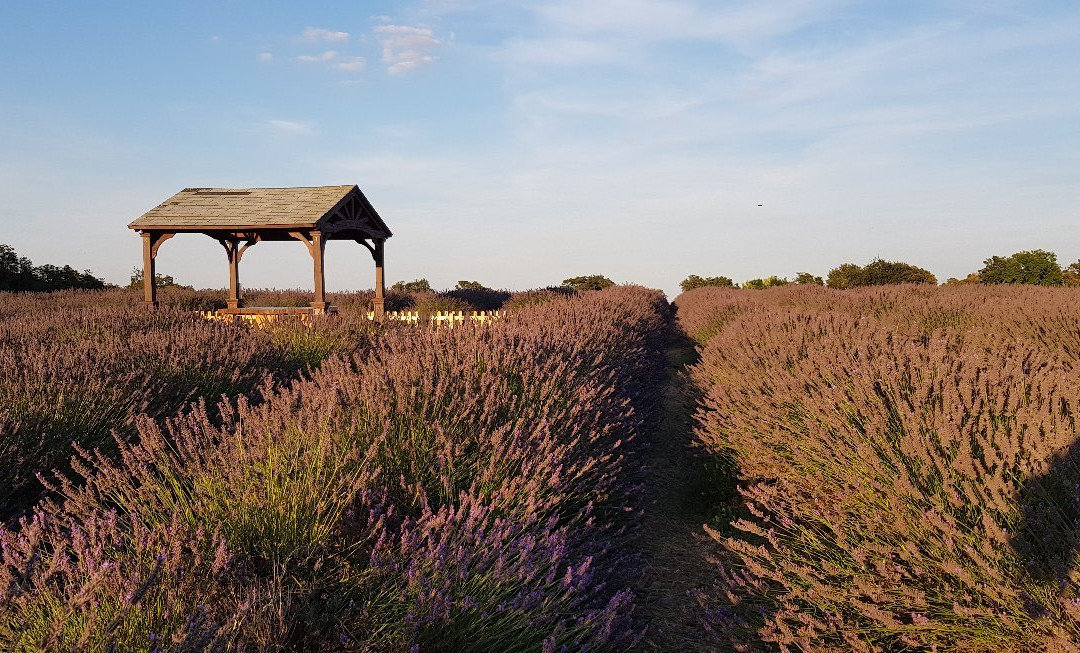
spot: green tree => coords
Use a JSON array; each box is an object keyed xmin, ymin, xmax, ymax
[
  {"xmin": 861, "ymin": 259, "xmax": 936, "ymax": 285},
  {"xmin": 38, "ymin": 264, "xmax": 105, "ymax": 291},
  {"xmin": 827, "ymin": 259, "xmax": 936, "ymax": 289},
  {"xmin": 826, "ymin": 263, "xmax": 864, "ymax": 289},
  {"xmin": 1, "ymin": 243, "xmax": 104, "ymax": 292},
  {"xmin": 680, "ymin": 274, "xmax": 737, "ymax": 292},
  {"xmin": 1064, "ymin": 260, "xmax": 1080, "ymax": 287},
  {"xmin": 561, "ymin": 275, "xmax": 615, "ymax": 291},
  {"xmin": 742, "ymin": 275, "xmax": 789, "ymax": 290},
  {"xmin": 945, "ymin": 273, "xmax": 981, "ymax": 286},
  {"xmin": 455, "ymin": 280, "xmax": 487, "ymax": 290},
  {"xmin": 979, "ymin": 249, "xmax": 1064, "ymax": 286},
  {"xmin": 794, "ymin": 272, "xmax": 824, "ymax": 285},
  {"xmin": 0, "ymin": 244, "xmax": 37, "ymax": 291},
  {"xmin": 391, "ymin": 278, "xmax": 434, "ymax": 293},
  {"xmin": 128, "ymin": 267, "xmax": 190, "ymax": 290}
]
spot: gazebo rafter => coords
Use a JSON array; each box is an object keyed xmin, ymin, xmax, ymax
[{"xmin": 128, "ymin": 185, "xmax": 392, "ymax": 318}]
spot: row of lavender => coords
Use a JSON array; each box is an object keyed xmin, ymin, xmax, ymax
[
  {"xmin": 1, "ymin": 285, "xmax": 668, "ymax": 651},
  {"xmin": 678, "ymin": 284, "xmax": 1080, "ymax": 651},
  {"xmin": 0, "ymin": 292, "xmax": 381, "ymax": 519},
  {"xmin": 0, "ymin": 284, "xmax": 581, "ymax": 520}
]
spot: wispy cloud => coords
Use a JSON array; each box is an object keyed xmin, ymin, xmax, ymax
[
  {"xmin": 335, "ymin": 56, "xmax": 366, "ymax": 72},
  {"xmin": 298, "ymin": 50, "xmax": 338, "ymax": 63},
  {"xmin": 497, "ymin": 0, "xmax": 850, "ymax": 71},
  {"xmin": 302, "ymin": 26, "xmax": 349, "ymax": 42},
  {"xmin": 266, "ymin": 119, "xmax": 315, "ymax": 135},
  {"xmin": 374, "ymin": 25, "xmax": 442, "ymax": 75},
  {"xmin": 295, "ymin": 49, "xmax": 365, "ymax": 72},
  {"xmin": 533, "ymin": 0, "xmax": 846, "ymax": 48},
  {"xmin": 257, "ymin": 51, "xmax": 273, "ymax": 63},
  {"xmin": 501, "ymin": 37, "xmax": 619, "ymax": 66}
]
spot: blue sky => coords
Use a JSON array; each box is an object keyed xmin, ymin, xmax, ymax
[{"xmin": 2, "ymin": 1, "xmax": 1079, "ymax": 297}]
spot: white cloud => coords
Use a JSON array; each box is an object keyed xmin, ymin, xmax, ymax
[
  {"xmin": 298, "ymin": 50, "xmax": 338, "ymax": 63},
  {"xmin": 302, "ymin": 26, "xmax": 349, "ymax": 42},
  {"xmin": 297, "ymin": 49, "xmax": 366, "ymax": 73},
  {"xmin": 267, "ymin": 119, "xmax": 315, "ymax": 135},
  {"xmin": 335, "ymin": 56, "xmax": 366, "ymax": 72},
  {"xmin": 497, "ymin": 0, "xmax": 854, "ymax": 74},
  {"xmin": 258, "ymin": 52, "xmax": 273, "ymax": 62},
  {"xmin": 501, "ymin": 37, "xmax": 620, "ymax": 66},
  {"xmin": 533, "ymin": 0, "xmax": 847, "ymax": 49},
  {"xmin": 374, "ymin": 25, "xmax": 442, "ymax": 74}
]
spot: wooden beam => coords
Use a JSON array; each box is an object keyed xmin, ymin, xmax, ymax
[
  {"xmin": 291, "ymin": 231, "xmax": 329, "ymax": 313},
  {"xmin": 373, "ymin": 239, "xmax": 385, "ymax": 322},
  {"xmin": 141, "ymin": 232, "xmax": 157, "ymax": 308},
  {"xmin": 139, "ymin": 231, "xmax": 176, "ymax": 308},
  {"xmin": 218, "ymin": 238, "xmax": 242, "ymax": 309},
  {"xmin": 150, "ymin": 232, "xmax": 174, "ymax": 258},
  {"xmin": 355, "ymin": 238, "xmax": 385, "ymax": 321},
  {"xmin": 236, "ymin": 235, "xmax": 260, "ymax": 261},
  {"xmin": 356, "ymin": 239, "xmax": 375, "ymax": 256},
  {"xmin": 287, "ymin": 231, "xmax": 315, "ymax": 256},
  {"xmin": 311, "ymin": 231, "xmax": 327, "ymax": 312}
]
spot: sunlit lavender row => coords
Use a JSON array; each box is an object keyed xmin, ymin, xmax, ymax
[
  {"xmin": 680, "ymin": 285, "xmax": 1080, "ymax": 651},
  {"xmin": 0, "ymin": 286, "xmax": 668, "ymax": 651}
]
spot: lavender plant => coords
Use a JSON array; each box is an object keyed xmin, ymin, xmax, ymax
[
  {"xmin": 1, "ymin": 285, "xmax": 668, "ymax": 651},
  {"xmin": 0, "ymin": 293, "xmax": 380, "ymax": 519},
  {"xmin": 679, "ymin": 284, "xmax": 1080, "ymax": 651}
]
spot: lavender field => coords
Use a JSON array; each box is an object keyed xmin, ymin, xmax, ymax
[
  {"xmin": 6, "ymin": 283, "xmax": 1080, "ymax": 651},
  {"xmin": 680, "ymin": 285, "xmax": 1080, "ymax": 651},
  {"xmin": 0, "ymin": 286, "xmax": 668, "ymax": 651}
]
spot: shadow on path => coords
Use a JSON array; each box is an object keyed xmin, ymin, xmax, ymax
[{"xmin": 634, "ymin": 326, "xmax": 740, "ymax": 651}]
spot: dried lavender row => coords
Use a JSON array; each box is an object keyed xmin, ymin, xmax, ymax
[
  {"xmin": 0, "ymin": 285, "xmax": 668, "ymax": 651},
  {"xmin": 0, "ymin": 302, "xmax": 377, "ymax": 520},
  {"xmin": 679, "ymin": 285, "xmax": 1080, "ymax": 651}
]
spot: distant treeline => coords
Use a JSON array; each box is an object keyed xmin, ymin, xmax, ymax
[
  {"xmin": 0, "ymin": 243, "xmax": 105, "ymax": 292},
  {"xmin": 683, "ymin": 249, "xmax": 1080, "ymax": 292},
  {"xmin": 7, "ymin": 240, "xmax": 1079, "ymax": 297},
  {"xmin": 393, "ymin": 274, "xmax": 617, "ymax": 294}
]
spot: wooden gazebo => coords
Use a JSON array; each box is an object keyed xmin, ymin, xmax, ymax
[{"xmin": 128, "ymin": 185, "xmax": 392, "ymax": 318}]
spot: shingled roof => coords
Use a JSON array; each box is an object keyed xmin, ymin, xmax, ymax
[{"xmin": 128, "ymin": 185, "xmax": 392, "ymax": 238}]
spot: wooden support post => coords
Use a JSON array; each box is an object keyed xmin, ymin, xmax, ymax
[
  {"xmin": 140, "ymin": 231, "xmax": 173, "ymax": 308},
  {"xmin": 228, "ymin": 243, "xmax": 240, "ymax": 309},
  {"xmin": 141, "ymin": 231, "xmax": 156, "ymax": 308},
  {"xmin": 311, "ymin": 231, "xmax": 327, "ymax": 312},
  {"xmin": 373, "ymin": 239, "xmax": 386, "ymax": 321},
  {"xmin": 219, "ymin": 238, "xmax": 242, "ymax": 309}
]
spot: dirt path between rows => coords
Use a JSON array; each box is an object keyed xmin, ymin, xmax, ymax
[{"xmin": 635, "ymin": 329, "xmax": 729, "ymax": 651}]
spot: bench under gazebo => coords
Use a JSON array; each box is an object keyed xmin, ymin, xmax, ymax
[{"xmin": 128, "ymin": 185, "xmax": 392, "ymax": 318}]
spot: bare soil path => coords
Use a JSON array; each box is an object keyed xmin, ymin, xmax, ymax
[{"xmin": 635, "ymin": 328, "xmax": 734, "ymax": 651}]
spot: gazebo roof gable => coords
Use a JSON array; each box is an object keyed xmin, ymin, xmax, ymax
[{"xmin": 127, "ymin": 185, "xmax": 392, "ymax": 238}]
